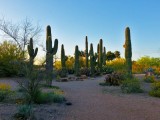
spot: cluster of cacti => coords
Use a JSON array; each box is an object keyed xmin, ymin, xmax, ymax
[
  {"xmin": 99, "ymin": 39, "xmax": 103, "ymax": 72},
  {"xmin": 85, "ymin": 36, "xmax": 89, "ymax": 68},
  {"xmin": 27, "ymin": 38, "xmax": 38, "ymax": 68},
  {"xmin": 46, "ymin": 25, "xmax": 58, "ymax": 86},
  {"xmin": 124, "ymin": 27, "xmax": 132, "ymax": 77},
  {"xmin": 74, "ymin": 45, "xmax": 80, "ymax": 76},
  {"xmin": 89, "ymin": 43, "xmax": 95, "ymax": 75}
]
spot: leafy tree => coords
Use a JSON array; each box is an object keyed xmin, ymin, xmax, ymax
[
  {"xmin": 106, "ymin": 51, "xmax": 116, "ymax": 61},
  {"xmin": 0, "ymin": 41, "xmax": 24, "ymax": 76},
  {"xmin": 114, "ymin": 51, "xmax": 121, "ymax": 58}
]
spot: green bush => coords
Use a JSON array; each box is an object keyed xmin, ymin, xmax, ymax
[
  {"xmin": 35, "ymin": 92, "xmax": 64, "ymax": 104},
  {"xmin": 121, "ymin": 78, "xmax": 143, "ymax": 93},
  {"xmin": 149, "ymin": 82, "xmax": 160, "ymax": 97},
  {"xmin": 0, "ymin": 90, "xmax": 10, "ymax": 102},
  {"xmin": 102, "ymin": 66, "xmax": 114, "ymax": 74},
  {"xmin": 143, "ymin": 75, "xmax": 155, "ymax": 83},
  {"xmin": 14, "ymin": 104, "xmax": 34, "ymax": 120}
]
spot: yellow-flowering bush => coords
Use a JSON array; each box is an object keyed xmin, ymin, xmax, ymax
[{"xmin": 0, "ymin": 83, "xmax": 11, "ymax": 91}]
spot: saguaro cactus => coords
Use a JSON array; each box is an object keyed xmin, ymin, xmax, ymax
[
  {"xmin": 97, "ymin": 43, "xmax": 100, "ymax": 67},
  {"xmin": 46, "ymin": 25, "xmax": 58, "ymax": 86},
  {"xmin": 89, "ymin": 43, "xmax": 95, "ymax": 76},
  {"xmin": 103, "ymin": 46, "xmax": 107, "ymax": 65},
  {"xmin": 99, "ymin": 39, "xmax": 103, "ymax": 72},
  {"xmin": 27, "ymin": 38, "xmax": 38, "ymax": 68},
  {"xmin": 124, "ymin": 27, "xmax": 132, "ymax": 77},
  {"xmin": 61, "ymin": 44, "xmax": 66, "ymax": 69},
  {"xmin": 85, "ymin": 36, "xmax": 89, "ymax": 68},
  {"xmin": 74, "ymin": 45, "xmax": 80, "ymax": 76}
]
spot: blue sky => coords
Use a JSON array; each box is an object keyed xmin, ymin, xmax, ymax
[{"xmin": 0, "ymin": 0, "xmax": 160, "ymax": 60}]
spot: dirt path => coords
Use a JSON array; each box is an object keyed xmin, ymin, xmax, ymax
[
  {"xmin": 1, "ymin": 75, "xmax": 160, "ymax": 120},
  {"xmin": 53, "ymin": 76, "xmax": 160, "ymax": 120}
]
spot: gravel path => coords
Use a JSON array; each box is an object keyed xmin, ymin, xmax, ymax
[
  {"xmin": 1, "ymin": 75, "xmax": 160, "ymax": 120},
  {"xmin": 53, "ymin": 76, "xmax": 160, "ymax": 120}
]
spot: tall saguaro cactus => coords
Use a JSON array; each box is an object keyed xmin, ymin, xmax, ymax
[
  {"xmin": 27, "ymin": 38, "xmax": 38, "ymax": 68},
  {"xmin": 46, "ymin": 25, "xmax": 58, "ymax": 86},
  {"xmin": 90, "ymin": 43, "xmax": 95, "ymax": 76},
  {"xmin": 103, "ymin": 46, "xmax": 107, "ymax": 65},
  {"xmin": 99, "ymin": 39, "xmax": 103, "ymax": 72},
  {"xmin": 61, "ymin": 44, "xmax": 66, "ymax": 69},
  {"xmin": 74, "ymin": 45, "xmax": 80, "ymax": 76},
  {"xmin": 124, "ymin": 27, "xmax": 132, "ymax": 77},
  {"xmin": 85, "ymin": 36, "xmax": 89, "ymax": 68},
  {"xmin": 97, "ymin": 43, "xmax": 100, "ymax": 67}
]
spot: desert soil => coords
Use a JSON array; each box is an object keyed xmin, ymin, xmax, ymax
[{"xmin": 0, "ymin": 74, "xmax": 160, "ymax": 120}]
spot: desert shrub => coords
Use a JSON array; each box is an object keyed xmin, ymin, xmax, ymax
[
  {"xmin": 106, "ymin": 58, "xmax": 126, "ymax": 73},
  {"xmin": 56, "ymin": 69, "xmax": 67, "ymax": 78},
  {"xmin": 102, "ymin": 72, "xmax": 124, "ymax": 86},
  {"xmin": 143, "ymin": 75, "xmax": 155, "ymax": 83},
  {"xmin": 0, "ymin": 83, "xmax": 12, "ymax": 102},
  {"xmin": 102, "ymin": 66, "xmax": 114, "ymax": 74},
  {"xmin": 35, "ymin": 92, "xmax": 64, "ymax": 104},
  {"xmin": 14, "ymin": 104, "xmax": 35, "ymax": 120},
  {"xmin": 149, "ymin": 82, "xmax": 160, "ymax": 97},
  {"xmin": 80, "ymin": 67, "xmax": 90, "ymax": 76},
  {"xmin": 0, "ymin": 41, "xmax": 24, "ymax": 77},
  {"xmin": 68, "ymin": 68, "xmax": 74, "ymax": 74},
  {"xmin": 121, "ymin": 78, "xmax": 143, "ymax": 93}
]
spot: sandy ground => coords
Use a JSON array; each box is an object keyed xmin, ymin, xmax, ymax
[{"xmin": 0, "ymin": 75, "xmax": 160, "ymax": 120}]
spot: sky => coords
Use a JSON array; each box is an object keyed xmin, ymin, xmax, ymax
[{"xmin": 0, "ymin": 0, "xmax": 160, "ymax": 60}]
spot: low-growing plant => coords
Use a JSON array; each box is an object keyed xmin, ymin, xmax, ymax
[
  {"xmin": 0, "ymin": 83, "xmax": 12, "ymax": 102},
  {"xmin": 35, "ymin": 92, "xmax": 64, "ymax": 104},
  {"xmin": 80, "ymin": 67, "xmax": 90, "ymax": 76},
  {"xmin": 14, "ymin": 104, "xmax": 35, "ymax": 120},
  {"xmin": 143, "ymin": 75, "xmax": 155, "ymax": 83},
  {"xmin": 121, "ymin": 78, "xmax": 143, "ymax": 93},
  {"xmin": 102, "ymin": 66, "xmax": 114, "ymax": 74},
  {"xmin": 56, "ymin": 69, "xmax": 67, "ymax": 78},
  {"xmin": 149, "ymin": 81, "xmax": 160, "ymax": 97}
]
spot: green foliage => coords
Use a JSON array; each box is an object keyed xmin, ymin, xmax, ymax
[
  {"xmin": 74, "ymin": 45, "xmax": 80, "ymax": 76},
  {"xmin": 124, "ymin": 27, "xmax": 132, "ymax": 77},
  {"xmin": 14, "ymin": 104, "xmax": 34, "ymax": 120},
  {"xmin": 35, "ymin": 92, "xmax": 64, "ymax": 104},
  {"xmin": 0, "ymin": 90, "xmax": 10, "ymax": 102},
  {"xmin": 0, "ymin": 41, "xmax": 24, "ymax": 77},
  {"xmin": 106, "ymin": 58, "xmax": 126, "ymax": 72},
  {"xmin": 102, "ymin": 66, "xmax": 114, "ymax": 74},
  {"xmin": 149, "ymin": 82, "xmax": 160, "ymax": 97},
  {"xmin": 85, "ymin": 36, "xmax": 89, "ymax": 68},
  {"xmin": 121, "ymin": 78, "xmax": 143, "ymax": 93},
  {"xmin": 46, "ymin": 25, "xmax": 58, "ymax": 86},
  {"xmin": 114, "ymin": 51, "xmax": 121, "ymax": 58},
  {"xmin": 106, "ymin": 51, "xmax": 116, "ymax": 61},
  {"xmin": 57, "ymin": 69, "xmax": 67, "ymax": 78},
  {"xmin": 143, "ymin": 75, "xmax": 155, "ymax": 83}
]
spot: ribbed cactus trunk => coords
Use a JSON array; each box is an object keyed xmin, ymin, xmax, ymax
[
  {"xmin": 90, "ymin": 43, "xmax": 95, "ymax": 76},
  {"xmin": 46, "ymin": 25, "xmax": 58, "ymax": 86},
  {"xmin": 61, "ymin": 44, "xmax": 66, "ymax": 69},
  {"xmin": 74, "ymin": 45, "xmax": 80, "ymax": 76},
  {"xmin": 99, "ymin": 39, "xmax": 103, "ymax": 72},
  {"xmin": 27, "ymin": 38, "xmax": 38, "ymax": 69},
  {"xmin": 97, "ymin": 43, "xmax": 99, "ymax": 67},
  {"xmin": 103, "ymin": 46, "xmax": 107, "ymax": 65},
  {"xmin": 124, "ymin": 27, "xmax": 132, "ymax": 77},
  {"xmin": 85, "ymin": 36, "xmax": 89, "ymax": 68}
]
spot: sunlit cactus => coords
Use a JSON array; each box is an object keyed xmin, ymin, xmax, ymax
[
  {"xmin": 124, "ymin": 27, "xmax": 132, "ymax": 77},
  {"xmin": 74, "ymin": 45, "xmax": 80, "ymax": 76}
]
